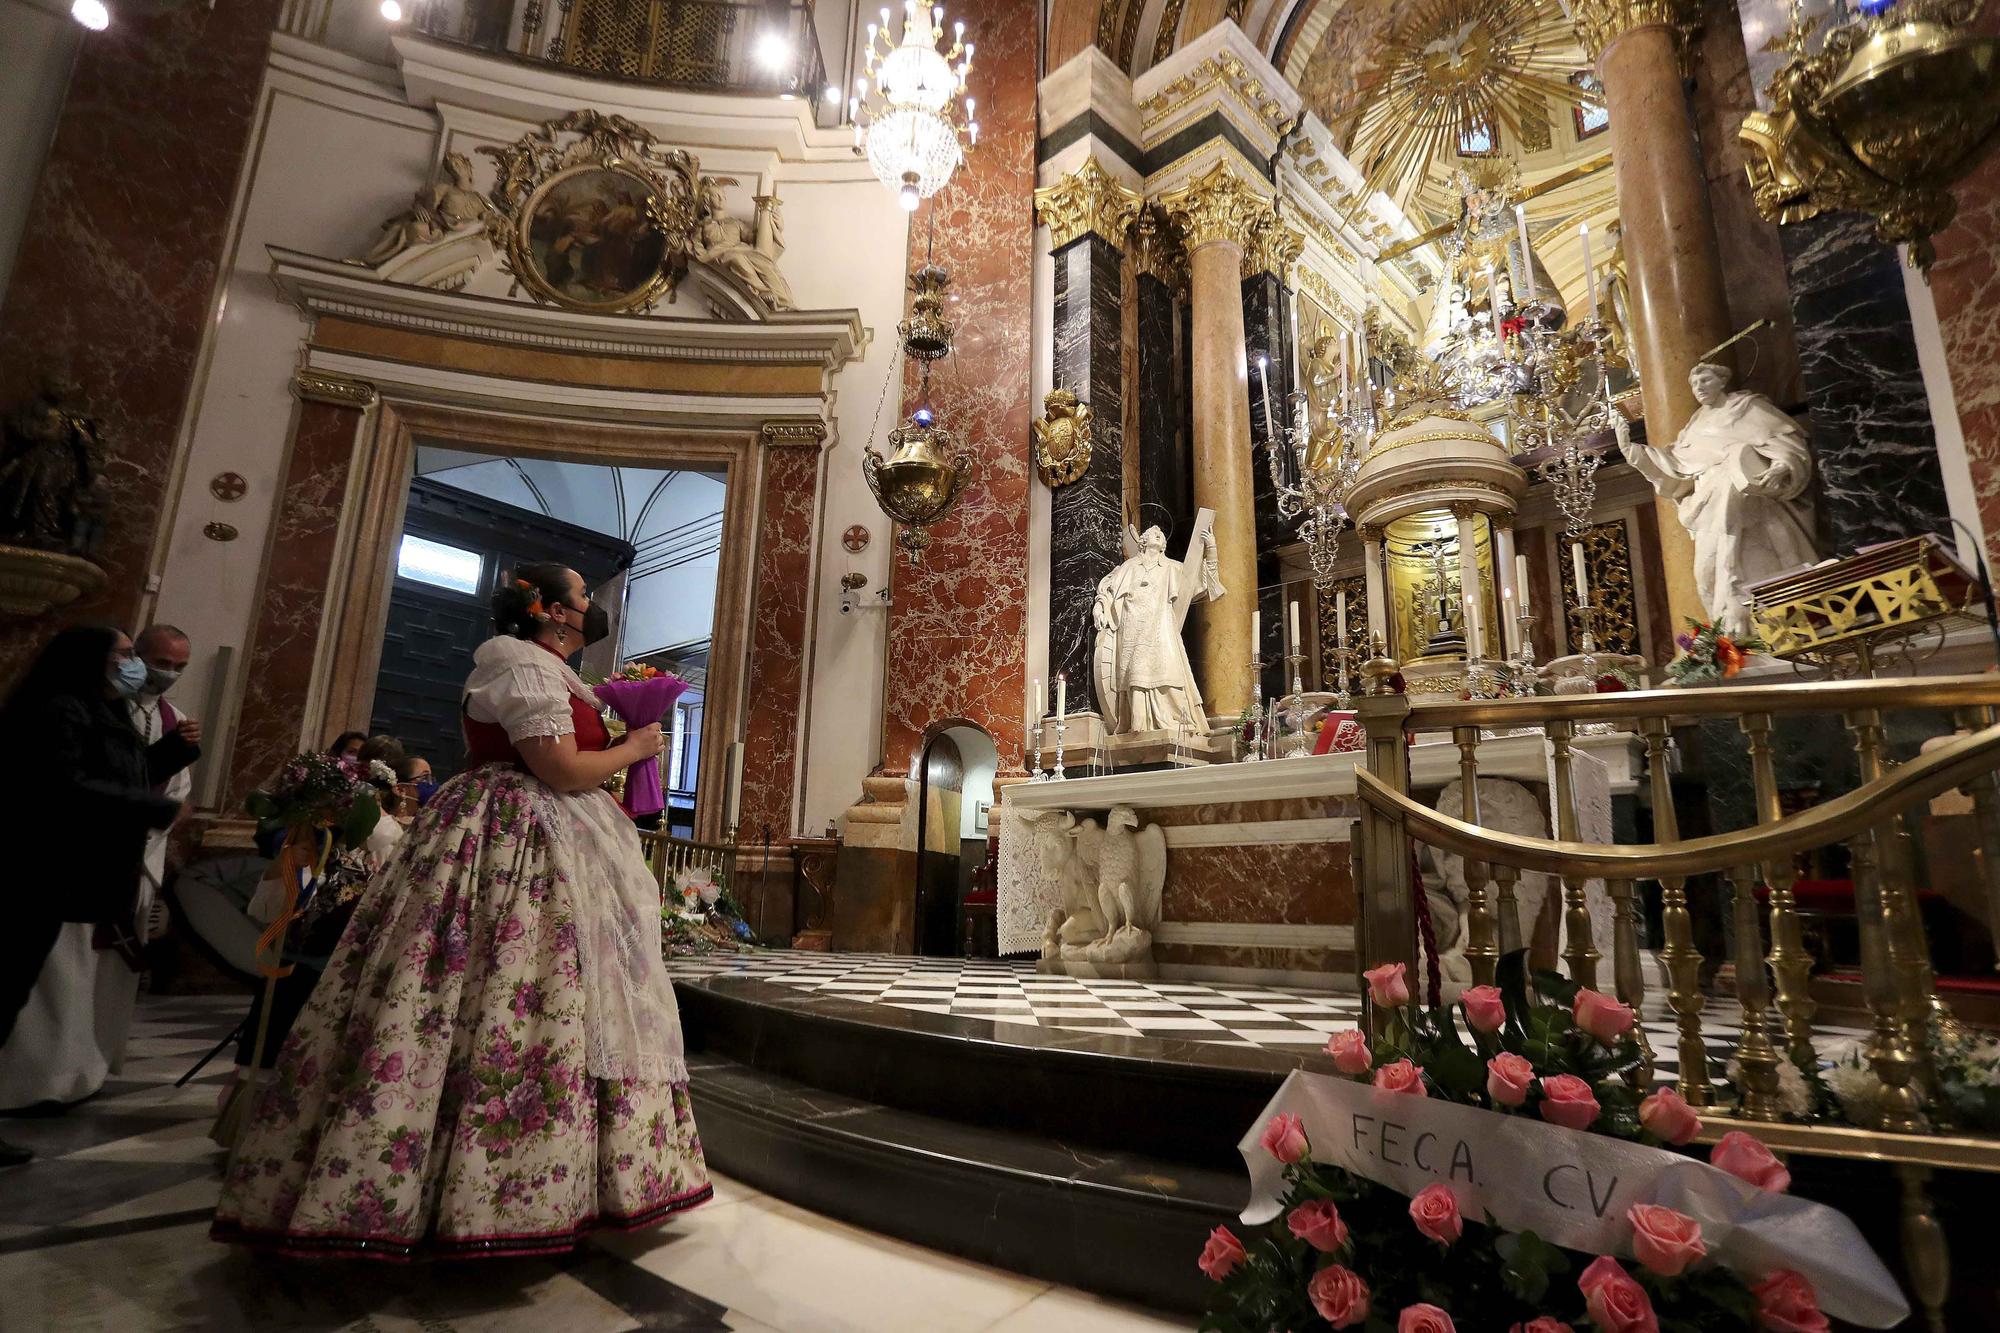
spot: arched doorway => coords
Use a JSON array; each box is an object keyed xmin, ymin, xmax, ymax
[{"xmin": 912, "ymin": 721, "xmax": 998, "ymax": 956}]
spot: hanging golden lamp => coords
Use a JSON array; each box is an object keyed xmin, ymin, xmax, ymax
[{"xmin": 864, "ymin": 250, "xmax": 974, "ymax": 560}]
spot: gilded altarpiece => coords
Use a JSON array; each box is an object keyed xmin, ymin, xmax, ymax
[
  {"xmin": 1556, "ymin": 518, "xmax": 1640, "ymax": 656},
  {"xmin": 1315, "ymin": 574, "xmax": 1368, "ymax": 689}
]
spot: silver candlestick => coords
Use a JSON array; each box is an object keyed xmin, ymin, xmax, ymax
[
  {"xmin": 1465, "ymin": 647, "xmax": 1491, "ymax": 700},
  {"xmin": 1578, "ymin": 603, "xmax": 1600, "ymax": 681},
  {"xmin": 1333, "ymin": 639, "xmax": 1353, "ymax": 710},
  {"xmin": 1285, "ymin": 652, "xmax": 1311, "ymax": 756},
  {"xmin": 1512, "ymin": 612, "xmax": 1539, "ymax": 696},
  {"xmin": 1264, "ymin": 697, "xmax": 1279, "ymax": 761},
  {"xmin": 1053, "ymin": 710, "xmax": 1068, "ymax": 781},
  {"xmin": 1029, "ymin": 715, "xmax": 1045, "ymax": 781},
  {"xmin": 1245, "ymin": 652, "xmax": 1265, "ymax": 762}
]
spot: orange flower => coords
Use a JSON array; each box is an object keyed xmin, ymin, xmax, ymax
[
  {"xmin": 1715, "ymin": 636, "xmax": 1746, "ymax": 677},
  {"xmin": 515, "ymin": 579, "xmax": 544, "ymax": 617}
]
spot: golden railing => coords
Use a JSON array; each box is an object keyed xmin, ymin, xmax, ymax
[
  {"xmin": 638, "ymin": 829, "xmax": 735, "ymax": 906},
  {"xmin": 1349, "ymin": 661, "xmax": 2000, "ymax": 1328}
]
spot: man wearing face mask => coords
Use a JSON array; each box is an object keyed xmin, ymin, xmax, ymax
[{"xmin": 129, "ymin": 626, "xmax": 201, "ymax": 943}]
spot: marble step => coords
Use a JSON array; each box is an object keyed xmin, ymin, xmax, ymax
[
  {"xmin": 686, "ymin": 1049, "xmax": 1240, "ymax": 1316},
  {"xmin": 674, "ymin": 973, "xmax": 1312, "ymax": 1170}
]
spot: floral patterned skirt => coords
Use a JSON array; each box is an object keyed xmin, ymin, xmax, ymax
[{"xmin": 211, "ymin": 764, "xmax": 710, "ymax": 1259}]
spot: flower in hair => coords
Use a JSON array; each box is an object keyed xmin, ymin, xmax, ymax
[{"xmin": 514, "ymin": 578, "xmax": 544, "ymax": 618}]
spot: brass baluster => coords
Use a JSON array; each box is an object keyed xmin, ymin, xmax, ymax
[
  {"xmin": 1641, "ymin": 716, "xmax": 1710, "ymax": 1105},
  {"xmin": 1493, "ymin": 863, "xmax": 1523, "ymax": 958},
  {"xmin": 1853, "ymin": 713, "xmax": 1941, "ymax": 1091},
  {"xmin": 1547, "ymin": 719, "xmax": 1599, "ymax": 988},
  {"xmin": 1845, "ymin": 707, "xmax": 1928, "ymax": 1131},
  {"xmin": 1953, "ymin": 703, "xmax": 2000, "ymax": 975},
  {"xmin": 1454, "ymin": 725, "xmax": 1499, "ymax": 987},
  {"xmin": 1728, "ymin": 862, "xmax": 1784, "ymax": 1121},
  {"xmin": 1608, "ymin": 877, "xmax": 1654, "ymax": 1089},
  {"xmin": 1740, "ymin": 714, "xmax": 1818, "ymax": 1070},
  {"xmin": 1898, "ymin": 1163, "xmax": 1951, "ymax": 1333},
  {"xmin": 1355, "ymin": 646, "xmax": 1414, "ymax": 1044}
]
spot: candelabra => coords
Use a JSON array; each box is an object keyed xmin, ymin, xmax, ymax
[
  {"xmin": 1052, "ymin": 711, "xmax": 1068, "ymax": 781},
  {"xmin": 1265, "ymin": 391, "xmax": 1369, "ymax": 585},
  {"xmin": 1245, "ymin": 652, "xmax": 1265, "ymax": 763},
  {"xmin": 1511, "ymin": 611, "xmax": 1539, "ymax": 696},
  {"xmin": 1575, "ymin": 603, "xmax": 1601, "ymax": 681},
  {"xmin": 1330, "ymin": 639, "xmax": 1353, "ymax": 709},
  {"xmin": 1028, "ymin": 714, "xmax": 1045, "ymax": 781},
  {"xmin": 1264, "ymin": 697, "xmax": 1279, "ymax": 762},
  {"xmin": 1283, "ymin": 652, "xmax": 1312, "ymax": 757},
  {"xmin": 1465, "ymin": 648, "xmax": 1491, "ymax": 701}
]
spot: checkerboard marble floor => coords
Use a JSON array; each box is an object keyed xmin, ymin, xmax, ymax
[
  {"xmin": 0, "ymin": 991, "xmax": 1187, "ymax": 1333},
  {"xmin": 663, "ymin": 950, "xmax": 1876, "ymax": 1085}
]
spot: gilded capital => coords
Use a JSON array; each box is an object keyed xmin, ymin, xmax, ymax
[
  {"xmin": 1033, "ymin": 156, "xmax": 1144, "ymax": 253},
  {"xmin": 1240, "ymin": 214, "xmax": 1304, "ymax": 281},
  {"xmin": 1570, "ymin": 0, "xmax": 1698, "ymax": 62},
  {"xmin": 291, "ymin": 370, "xmax": 377, "ymax": 408},
  {"xmin": 1157, "ymin": 161, "xmax": 1273, "ymax": 252},
  {"xmin": 759, "ymin": 419, "xmax": 829, "ymax": 449}
]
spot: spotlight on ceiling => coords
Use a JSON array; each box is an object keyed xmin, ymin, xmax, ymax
[
  {"xmin": 380, "ymin": 0, "xmax": 404, "ymax": 19},
  {"xmin": 755, "ymin": 30, "xmax": 791, "ymax": 70},
  {"xmin": 71, "ymin": 0, "xmax": 109, "ymax": 30}
]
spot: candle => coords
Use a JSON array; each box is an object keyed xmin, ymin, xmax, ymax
[
  {"xmin": 1580, "ymin": 222, "xmax": 1599, "ymax": 323},
  {"xmin": 1029, "ymin": 675, "xmax": 1040, "ymax": 724},
  {"xmin": 1288, "ymin": 597, "xmax": 1301, "ymax": 654},
  {"xmin": 1516, "ymin": 204, "xmax": 1535, "ymax": 302},
  {"xmin": 1336, "ymin": 590, "xmax": 1349, "ymax": 646},
  {"xmin": 1255, "ymin": 355, "xmax": 1273, "ymax": 438},
  {"xmin": 1056, "ymin": 672, "xmax": 1066, "ymax": 718},
  {"xmin": 1465, "ymin": 594, "xmax": 1482, "ymax": 659},
  {"xmin": 1515, "ymin": 553, "xmax": 1531, "ymax": 613},
  {"xmin": 1571, "ymin": 542, "xmax": 1590, "ymax": 604},
  {"xmin": 1251, "ymin": 607, "xmax": 1260, "ymax": 653}
]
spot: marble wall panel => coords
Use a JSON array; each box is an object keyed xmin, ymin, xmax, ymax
[
  {"xmin": 1778, "ymin": 214, "xmax": 1953, "ymax": 554},
  {"xmin": 1929, "ymin": 158, "xmax": 2000, "ymax": 572},
  {"xmin": 1153, "ymin": 942, "xmax": 1350, "ymax": 976},
  {"xmin": 226, "ymin": 400, "xmax": 361, "ymax": 811},
  {"xmin": 1047, "ymin": 236, "xmax": 1127, "ymax": 717},
  {"xmin": 1134, "ymin": 273, "xmax": 1192, "ymax": 545},
  {"xmin": 0, "ymin": 0, "xmax": 283, "ymax": 683},
  {"xmin": 1160, "ymin": 843, "xmax": 1353, "ymax": 924},
  {"xmin": 736, "ymin": 443, "xmax": 822, "ymax": 841},
  {"xmin": 879, "ymin": 0, "xmax": 1037, "ymax": 778}
]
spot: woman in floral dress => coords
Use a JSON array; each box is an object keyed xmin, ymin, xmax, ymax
[{"xmin": 213, "ymin": 563, "xmax": 710, "ymax": 1257}]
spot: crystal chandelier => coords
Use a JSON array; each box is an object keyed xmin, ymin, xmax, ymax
[{"xmin": 851, "ymin": 1, "xmax": 977, "ymax": 210}]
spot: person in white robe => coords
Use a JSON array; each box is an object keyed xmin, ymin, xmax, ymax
[{"xmin": 1091, "ymin": 517, "xmax": 1223, "ymax": 735}]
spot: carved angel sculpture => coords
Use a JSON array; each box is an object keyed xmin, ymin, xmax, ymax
[{"xmin": 358, "ymin": 152, "xmax": 492, "ymax": 267}]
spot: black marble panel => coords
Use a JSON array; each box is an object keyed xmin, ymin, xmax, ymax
[
  {"xmin": 1135, "ymin": 272, "xmax": 1192, "ymax": 542},
  {"xmin": 1048, "ymin": 236, "xmax": 1128, "ymax": 717},
  {"xmin": 1242, "ymin": 271, "xmax": 1298, "ymax": 559},
  {"xmin": 1779, "ymin": 213, "xmax": 1953, "ymax": 554}
]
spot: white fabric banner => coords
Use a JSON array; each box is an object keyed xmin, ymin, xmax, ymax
[{"xmin": 1237, "ymin": 1070, "xmax": 1908, "ymax": 1328}]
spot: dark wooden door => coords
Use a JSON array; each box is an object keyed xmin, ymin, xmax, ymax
[{"xmin": 370, "ymin": 580, "xmax": 492, "ymax": 777}]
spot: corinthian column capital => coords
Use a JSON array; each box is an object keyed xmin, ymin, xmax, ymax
[
  {"xmin": 1033, "ymin": 156, "xmax": 1144, "ymax": 253},
  {"xmin": 1570, "ymin": 0, "xmax": 1698, "ymax": 62},
  {"xmin": 1158, "ymin": 161, "xmax": 1273, "ymax": 252}
]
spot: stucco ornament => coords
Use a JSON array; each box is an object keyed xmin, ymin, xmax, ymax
[{"xmin": 1030, "ymin": 388, "xmax": 1094, "ymax": 487}]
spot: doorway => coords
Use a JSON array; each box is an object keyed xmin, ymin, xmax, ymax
[{"xmin": 913, "ymin": 722, "xmax": 998, "ymax": 956}]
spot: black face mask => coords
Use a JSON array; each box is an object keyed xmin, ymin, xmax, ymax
[{"xmin": 576, "ymin": 600, "xmax": 611, "ymax": 647}]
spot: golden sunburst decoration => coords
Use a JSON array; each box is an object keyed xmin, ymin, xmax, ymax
[{"xmin": 1337, "ymin": 0, "xmax": 1592, "ymax": 219}]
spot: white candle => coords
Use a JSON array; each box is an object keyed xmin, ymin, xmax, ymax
[
  {"xmin": 1056, "ymin": 671, "xmax": 1066, "ymax": 718},
  {"xmin": 1580, "ymin": 222, "xmax": 1599, "ymax": 322},
  {"xmin": 1571, "ymin": 542, "xmax": 1590, "ymax": 604},
  {"xmin": 1515, "ymin": 553, "xmax": 1531, "ymax": 613},
  {"xmin": 1485, "ymin": 262, "xmax": 1498, "ymax": 318},
  {"xmin": 1251, "ymin": 607, "xmax": 1260, "ymax": 652},
  {"xmin": 1516, "ymin": 205, "xmax": 1535, "ymax": 302},
  {"xmin": 1336, "ymin": 590, "xmax": 1349, "ymax": 646},
  {"xmin": 1255, "ymin": 355, "xmax": 1273, "ymax": 438},
  {"xmin": 1029, "ymin": 675, "xmax": 1040, "ymax": 725},
  {"xmin": 1465, "ymin": 594, "xmax": 1483, "ymax": 659},
  {"xmin": 1288, "ymin": 597, "xmax": 1301, "ymax": 654}
]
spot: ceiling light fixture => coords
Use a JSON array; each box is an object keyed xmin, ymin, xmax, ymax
[
  {"xmin": 71, "ymin": 0, "xmax": 109, "ymax": 29},
  {"xmin": 851, "ymin": 1, "xmax": 976, "ymax": 210},
  {"xmin": 754, "ymin": 30, "xmax": 791, "ymax": 71}
]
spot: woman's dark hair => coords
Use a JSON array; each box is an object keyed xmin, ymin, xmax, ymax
[
  {"xmin": 327, "ymin": 730, "xmax": 366, "ymax": 756},
  {"xmin": 1, "ymin": 625, "xmax": 121, "ymax": 724},
  {"xmin": 393, "ymin": 754, "xmax": 429, "ymax": 782},
  {"xmin": 357, "ymin": 734, "xmax": 406, "ymax": 771},
  {"xmin": 492, "ymin": 562, "xmax": 575, "ymax": 639}
]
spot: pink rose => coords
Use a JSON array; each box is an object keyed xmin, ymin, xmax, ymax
[
  {"xmin": 1574, "ymin": 988, "xmax": 1636, "ymax": 1044},
  {"xmin": 1628, "ymin": 1203, "xmax": 1706, "ymax": 1277},
  {"xmin": 1409, "ymin": 1183, "xmax": 1462, "ymax": 1245},
  {"xmin": 1752, "ymin": 1269, "xmax": 1830, "ymax": 1333},
  {"xmin": 1462, "ymin": 985, "xmax": 1506, "ymax": 1034},
  {"xmin": 1538, "ymin": 1074, "xmax": 1601, "ymax": 1131},
  {"xmin": 1398, "ymin": 1303, "xmax": 1456, "ymax": 1333},
  {"xmin": 1365, "ymin": 961, "xmax": 1411, "ymax": 1007},
  {"xmin": 1579, "ymin": 1256, "xmax": 1660, "ymax": 1333},
  {"xmin": 1308, "ymin": 1264, "xmax": 1371, "ymax": 1329},
  {"xmin": 1712, "ymin": 1131, "xmax": 1790, "ymax": 1192},
  {"xmin": 1288, "ymin": 1199, "xmax": 1350, "ymax": 1252},
  {"xmin": 1638, "ymin": 1088, "xmax": 1702, "ymax": 1146},
  {"xmin": 1326, "ymin": 1029, "xmax": 1373, "ymax": 1075},
  {"xmin": 1197, "ymin": 1225, "xmax": 1246, "ymax": 1281},
  {"xmin": 1510, "ymin": 1321, "xmax": 1575, "ymax": 1333},
  {"xmin": 1260, "ymin": 1111, "xmax": 1309, "ymax": 1164},
  {"xmin": 1486, "ymin": 1051, "xmax": 1535, "ymax": 1106},
  {"xmin": 1374, "ymin": 1058, "xmax": 1428, "ymax": 1096}
]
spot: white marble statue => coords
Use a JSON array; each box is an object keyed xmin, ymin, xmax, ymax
[
  {"xmin": 1091, "ymin": 511, "xmax": 1223, "ymax": 736},
  {"xmin": 1084, "ymin": 805, "xmax": 1167, "ymax": 965},
  {"xmin": 1617, "ymin": 362, "xmax": 1816, "ymax": 639},
  {"xmin": 1030, "ymin": 811, "xmax": 1106, "ymax": 955},
  {"xmin": 693, "ymin": 179, "xmax": 795, "ymax": 311},
  {"xmin": 358, "ymin": 152, "xmax": 492, "ymax": 267},
  {"xmin": 1420, "ymin": 778, "xmax": 1553, "ymax": 992}
]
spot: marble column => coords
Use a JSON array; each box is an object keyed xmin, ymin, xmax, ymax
[
  {"xmin": 1161, "ymin": 163, "xmax": 1272, "ymax": 718},
  {"xmin": 1578, "ymin": 0, "xmax": 1733, "ymax": 626},
  {"xmin": 1133, "ymin": 268, "xmax": 1192, "ymax": 541},
  {"xmin": 737, "ymin": 424, "xmax": 827, "ymax": 842},
  {"xmin": 1929, "ymin": 151, "xmax": 2000, "ymax": 572},
  {"xmin": 1362, "ymin": 528, "xmax": 1389, "ymax": 647},
  {"xmin": 1033, "ymin": 157, "xmax": 1141, "ymax": 718},
  {"xmin": 1494, "ymin": 520, "xmax": 1520, "ymax": 656},
  {"xmin": 1454, "ymin": 506, "xmax": 1485, "ymax": 661}
]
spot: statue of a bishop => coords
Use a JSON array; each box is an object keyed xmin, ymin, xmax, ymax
[{"xmin": 1091, "ymin": 510, "xmax": 1223, "ymax": 735}]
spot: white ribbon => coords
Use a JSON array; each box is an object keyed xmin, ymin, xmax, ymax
[{"xmin": 1237, "ymin": 1070, "xmax": 1909, "ymax": 1328}]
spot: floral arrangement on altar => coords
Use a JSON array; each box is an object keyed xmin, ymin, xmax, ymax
[
  {"xmin": 1822, "ymin": 1016, "xmax": 2000, "ymax": 1132},
  {"xmin": 1198, "ymin": 956, "xmax": 1836, "ymax": 1333},
  {"xmin": 661, "ymin": 863, "xmax": 755, "ymax": 956},
  {"xmin": 1664, "ymin": 619, "xmax": 1764, "ymax": 687}
]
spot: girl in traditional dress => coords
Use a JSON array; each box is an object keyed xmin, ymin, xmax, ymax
[{"xmin": 213, "ymin": 563, "xmax": 709, "ymax": 1256}]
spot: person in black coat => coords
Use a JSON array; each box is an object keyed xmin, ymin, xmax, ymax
[{"xmin": 0, "ymin": 625, "xmax": 197, "ymax": 1165}]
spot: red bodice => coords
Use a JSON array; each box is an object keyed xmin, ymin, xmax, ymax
[{"xmin": 461, "ymin": 644, "xmax": 610, "ymax": 766}]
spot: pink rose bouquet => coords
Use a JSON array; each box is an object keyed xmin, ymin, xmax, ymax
[{"xmin": 593, "ymin": 666, "xmax": 689, "ymax": 818}]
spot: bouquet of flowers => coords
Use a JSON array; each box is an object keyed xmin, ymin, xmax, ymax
[
  {"xmin": 594, "ymin": 660, "xmax": 689, "ymax": 818},
  {"xmin": 245, "ymin": 751, "xmax": 381, "ymax": 852},
  {"xmin": 1825, "ymin": 1015, "xmax": 2000, "ymax": 1131},
  {"xmin": 661, "ymin": 864, "xmax": 755, "ymax": 955},
  {"xmin": 1664, "ymin": 619, "xmax": 1765, "ymax": 687},
  {"xmin": 1199, "ymin": 955, "xmax": 1839, "ymax": 1333}
]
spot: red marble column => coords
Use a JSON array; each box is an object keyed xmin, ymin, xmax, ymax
[
  {"xmin": 736, "ymin": 438, "xmax": 824, "ymax": 841},
  {"xmin": 0, "ymin": 0, "xmax": 284, "ymax": 681},
  {"xmin": 878, "ymin": 0, "xmax": 1037, "ymax": 777},
  {"xmin": 1929, "ymin": 160, "xmax": 2000, "ymax": 572},
  {"xmin": 226, "ymin": 398, "xmax": 364, "ymax": 810}
]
